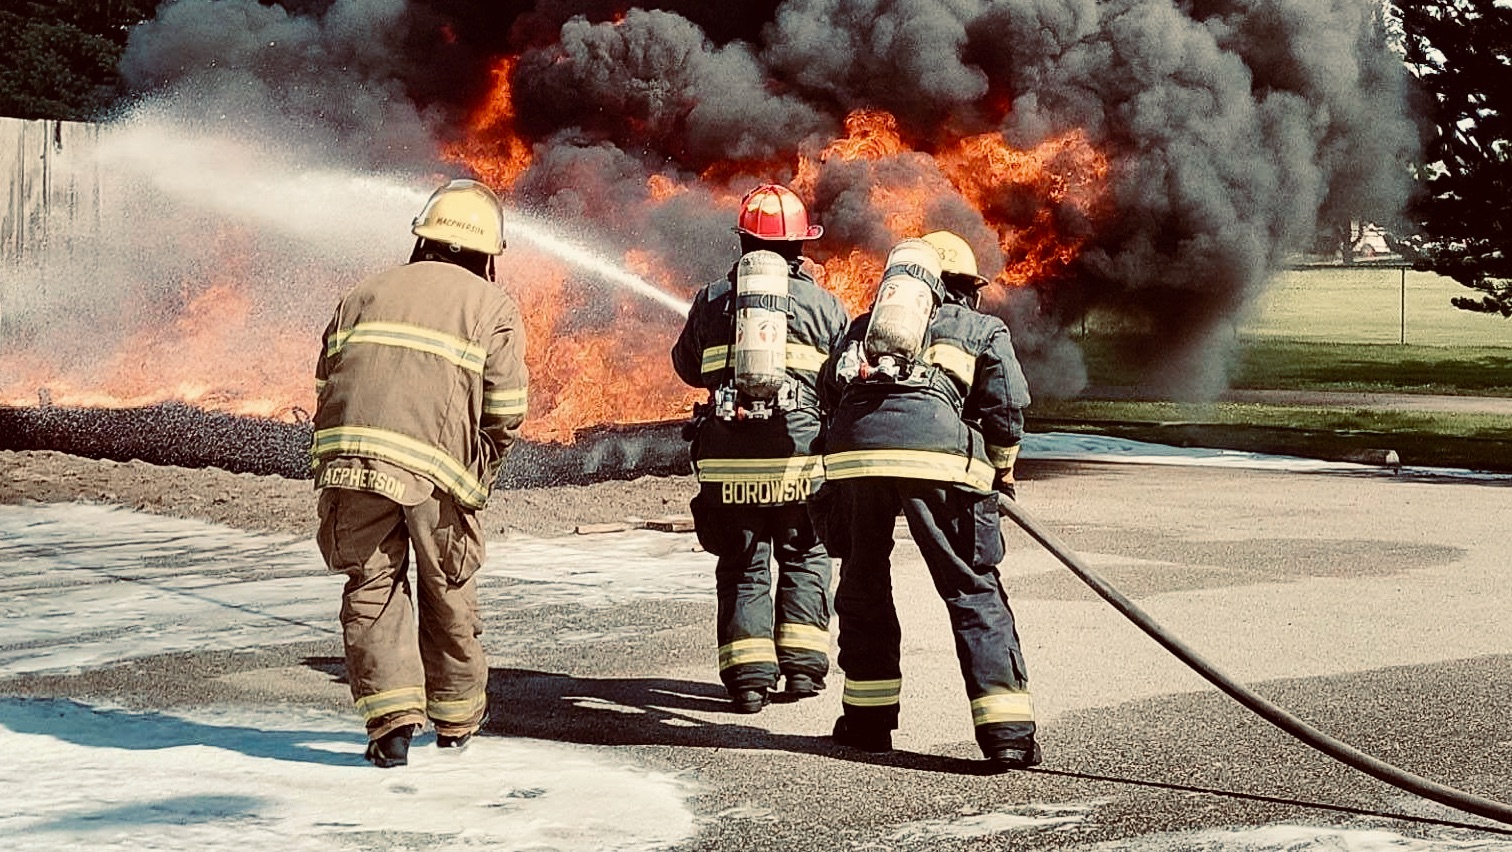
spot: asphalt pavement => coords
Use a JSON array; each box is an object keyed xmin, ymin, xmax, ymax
[{"xmin": 4, "ymin": 458, "xmax": 1511, "ymax": 850}]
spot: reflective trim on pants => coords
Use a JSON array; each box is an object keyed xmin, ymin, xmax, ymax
[
  {"xmin": 719, "ymin": 637, "xmax": 778, "ymax": 671},
  {"xmin": 971, "ymin": 690, "xmax": 1035, "ymax": 726},
  {"xmin": 428, "ymin": 691, "xmax": 488, "ymax": 725},
  {"xmin": 842, "ymin": 677, "xmax": 902, "ymax": 709},
  {"xmin": 355, "ymin": 686, "xmax": 426, "ymax": 724},
  {"xmin": 776, "ymin": 622, "xmax": 830, "ymax": 654}
]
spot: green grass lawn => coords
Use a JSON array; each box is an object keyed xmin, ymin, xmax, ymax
[{"xmin": 1028, "ymin": 265, "xmax": 1512, "ymax": 472}]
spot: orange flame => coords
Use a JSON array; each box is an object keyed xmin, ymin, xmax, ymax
[
  {"xmin": 3, "ymin": 68, "xmax": 1112, "ymax": 449},
  {"xmin": 440, "ymin": 57, "xmax": 533, "ymax": 191},
  {"xmin": 938, "ymin": 129, "xmax": 1109, "ymax": 285}
]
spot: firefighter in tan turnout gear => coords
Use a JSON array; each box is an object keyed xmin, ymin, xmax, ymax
[
  {"xmin": 311, "ymin": 179, "xmax": 528, "ymax": 768},
  {"xmin": 672, "ymin": 184, "xmax": 851, "ymax": 713},
  {"xmin": 815, "ymin": 230, "xmax": 1041, "ymax": 769}
]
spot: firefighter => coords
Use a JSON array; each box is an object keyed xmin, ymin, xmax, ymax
[
  {"xmin": 311, "ymin": 178, "xmax": 528, "ymax": 768},
  {"xmin": 671, "ymin": 183, "xmax": 851, "ymax": 713},
  {"xmin": 814, "ymin": 230, "xmax": 1040, "ymax": 769}
]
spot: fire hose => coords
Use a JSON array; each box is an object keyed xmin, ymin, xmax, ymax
[{"xmin": 997, "ymin": 497, "xmax": 1512, "ymax": 827}]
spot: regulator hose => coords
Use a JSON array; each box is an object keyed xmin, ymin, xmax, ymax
[{"xmin": 998, "ymin": 497, "xmax": 1512, "ymax": 827}]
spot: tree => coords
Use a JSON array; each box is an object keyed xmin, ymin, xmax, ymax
[
  {"xmin": 0, "ymin": 1, "xmax": 159, "ymax": 121},
  {"xmin": 1390, "ymin": 0, "xmax": 1512, "ymax": 317}
]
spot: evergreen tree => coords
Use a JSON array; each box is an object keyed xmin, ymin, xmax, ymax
[
  {"xmin": 1391, "ymin": 0, "xmax": 1512, "ymax": 316},
  {"xmin": 0, "ymin": 0, "xmax": 159, "ymax": 121}
]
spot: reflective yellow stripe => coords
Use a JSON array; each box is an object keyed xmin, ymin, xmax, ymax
[
  {"xmin": 971, "ymin": 690, "xmax": 1035, "ymax": 725},
  {"xmin": 701, "ymin": 343, "xmax": 828, "ymax": 376},
  {"xmin": 784, "ymin": 343, "xmax": 829, "ymax": 373},
  {"xmin": 922, "ymin": 342, "xmax": 976, "ymax": 389},
  {"xmin": 427, "ymin": 692, "xmax": 488, "ymax": 723},
  {"xmin": 695, "ymin": 455, "xmax": 823, "ymax": 483},
  {"xmin": 775, "ymin": 622, "xmax": 830, "ymax": 653},
  {"xmin": 328, "ymin": 321, "xmax": 487, "ymax": 373},
  {"xmin": 354, "ymin": 686, "xmax": 426, "ymax": 722},
  {"xmin": 484, "ymin": 386, "xmax": 528, "ymax": 416},
  {"xmin": 843, "ymin": 677, "xmax": 902, "ymax": 707},
  {"xmin": 823, "ymin": 449, "xmax": 993, "ymax": 491},
  {"xmin": 986, "ymin": 443, "xmax": 1020, "ymax": 471},
  {"xmin": 700, "ymin": 345, "xmax": 732, "ymax": 375},
  {"xmin": 311, "ymin": 425, "xmax": 488, "ymax": 508},
  {"xmin": 718, "ymin": 637, "xmax": 778, "ymax": 670}
]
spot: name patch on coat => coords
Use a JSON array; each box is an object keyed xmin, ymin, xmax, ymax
[
  {"xmin": 721, "ymin": 478, "xmax": 812, "ymax": 505},
  {"xmin": 318, "ymin": 466, "xmax": 409, "ymax": 503}
]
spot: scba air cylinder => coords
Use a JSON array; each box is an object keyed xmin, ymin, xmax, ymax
[
  {"xmin": 733, "ymin": 249, "xmax": 791, "ymax": 400},
  {"xmin": 864, "ymin": 238, "xmax": 943, "ymax": 368}
]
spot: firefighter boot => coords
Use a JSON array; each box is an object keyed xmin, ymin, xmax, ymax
[
  {"xmin": 730, "ymin": 688, "xmax": 770, "ymax": 714},
  {"xmin": 832, "ymin": 716, "xmax": 892, "ymax": 753},
  {"xmin": 985, "ymin": 741, "xmax": 1042, "ymax": 772},
  {"xmin": 782, "ymin": 673, "xmax": 825, "ymax": 700},
  {"xmin": 437, "ymin": 712, "xmax": 489, "ymax": 752},
  {"xmin": 365, "ymin": 724, "xmax": 418, "ymax": 768}
]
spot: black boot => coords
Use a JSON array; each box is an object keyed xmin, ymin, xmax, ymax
[
  {"xmin": 832, "ymin": 716, "xmax": 892, "ymax": 753},
  {"xmin": 984, "ymin": 741, "xmax": 1042, "ymax": 771},
  {"xmin": 782, "ymin": 673, "xmax": 825, "ymax": 700},
  {"xmin": 730, "ymin": 688, "xmax": 770, "ymax": 714},
  {"xmin": 364, "ymin": 725, "xmax": 417, "ymax": 768}
]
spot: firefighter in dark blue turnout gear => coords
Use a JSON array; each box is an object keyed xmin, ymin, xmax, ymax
[
  {"xmin": 672, "ymin": 184, "xmax": 852, "ymax": 713},
  {"xmin": 814, "ymin": 230, "xmax": 1041, "ymax": 769}
]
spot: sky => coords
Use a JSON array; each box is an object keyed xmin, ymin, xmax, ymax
[{"xmin": 2, "ymin": 434, "xmax": 1508, "ymax": 850}]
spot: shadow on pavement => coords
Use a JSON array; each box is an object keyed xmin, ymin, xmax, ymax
[
  {"xmin": 0, "ymin": 696, "xmax": 360, "ymax": 767},
  {"xmin": 299, "ymin": 657, "xmax": 1003, "ymax": 776}
]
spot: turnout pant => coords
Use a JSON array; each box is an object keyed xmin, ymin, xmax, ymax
[
  {"xmin": 317, "ymin": 486, "xmax": 489, "ymax": 741},
  {"xmin": 831, "ymin": 477, "xmax": 1036, "ymax": 755},
  {"xmin": 691, "ymin": 486, "xmax": 833, "ymax": 694}
]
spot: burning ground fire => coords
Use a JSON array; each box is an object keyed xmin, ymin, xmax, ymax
[
  {"xmin": 1, "ymin": 1, "xmax": 1416, "ymax": 446},
  {"xmin": 1, "ymin": 67, "xmax": 1109, "ymax": 444}
]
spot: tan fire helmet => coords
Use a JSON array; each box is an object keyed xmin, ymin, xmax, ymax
[
  {"xmin": 921, "ymin": 230, "xmax": 990, "ymax": 288},
  {"xmin": 411, "ymin": 179, "xmax": 506, "ymax": 255}
]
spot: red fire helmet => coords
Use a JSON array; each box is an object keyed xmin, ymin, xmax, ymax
[{"xmin": 736, "ymin": 184, "xmax": 824, "ymax": 241}]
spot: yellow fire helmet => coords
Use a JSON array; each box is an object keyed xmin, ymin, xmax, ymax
[
  {"xmin": 411, "ymin": 179, "xmax": 506, "ymax": 255},
  {"xmin": 921, "ymin": 230, "xmax": 990, "ymax": 288}
]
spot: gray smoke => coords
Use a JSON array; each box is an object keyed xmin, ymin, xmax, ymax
[{"xmin": 107, "ymin": 0, "xmax": 1419, "ymax": 400}]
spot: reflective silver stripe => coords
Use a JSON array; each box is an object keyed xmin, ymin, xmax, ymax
[
  {"xmin": 775, "ymin": 622, "xmax": 830, "ymax": 653},
  {"xmin": 970, "ymin": 690, "xmax": 1035, "ymax": 726},
  {"xmin": 354, "ymin": 686, "xmax": 426, "ymax": 722},
  {"xmin": 314, "ymin": 378, "xmax": 327, "ymax": 394},
  {"xmin": 427, "ymin": 692, "xmax": 488, "ymax": 723},
  {"xmin": 312, "ymin": 425, "xmax": 488, "ymax": 508},
  {"xmin": 328, "ymin": 321, "xmax": 487, "ymax": 373},
  {"xmin": 702, "ymin": 343, "xmax": 828, "ymax": 375},
  {"xmin": 823, "ymin": 449, "xmax": 993, "ymax": 491},
  {"xmin": 718, "ymin": 637, "xmax": 778, "ymax": 670},
  {"xmin": 922, "ymin": 342, "xmax": 976, "ymax": 389},
  {"xmin": 843, "ymin": 677, "xmax": 902, "ymax": 708},
  {"xmin": 695, "ymin": 455, "xmax": 823, "ymax": 483},
  {"xmin": 484, "ymin": 386, "xmax": 528, "ymax": 416},
  {"xmin": 986, "ymin": 443, "xmax": 1020, "ymax": 471}
]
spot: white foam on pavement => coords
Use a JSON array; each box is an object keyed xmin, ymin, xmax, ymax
[
  {"xmin": 0, "ymin": 698, "xmax": 694, "ymax": 851},
  {"xmin": 0, "ymin": 502, "xmax": 715, "ymax": 677}
]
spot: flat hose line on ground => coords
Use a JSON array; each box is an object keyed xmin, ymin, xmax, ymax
[{"xmin": 997, "ymin": 497, "xmax": 1512, "ymax": 827}]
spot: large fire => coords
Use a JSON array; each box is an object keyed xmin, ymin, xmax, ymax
[
  {"xmin": 0, "ymin": 54, "xmax": 1108, "ymax": 445},
  {"xmin": 443, "ymin": 66, "xmax": 1109, "ymax": 439}
]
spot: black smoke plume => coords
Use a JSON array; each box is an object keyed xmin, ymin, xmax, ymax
[{"xmin": 116, "ymin": 0, "xmax": 1419, "ymax": 399}]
